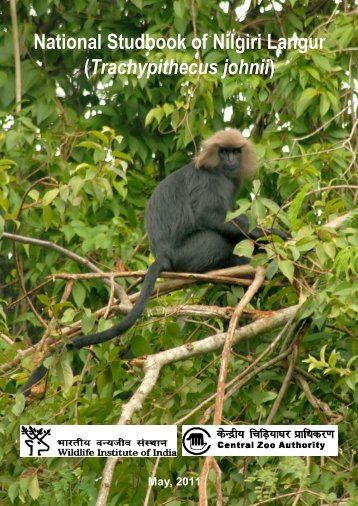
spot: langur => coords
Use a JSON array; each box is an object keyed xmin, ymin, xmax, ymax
[{"xmin": 22, "ymin": 129, "xmax": 285, "ymax": 395}]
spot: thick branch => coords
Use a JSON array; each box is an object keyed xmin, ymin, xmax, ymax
[{"xmin": 1, "ymin": 300, "xmax": 283, "ymax": 377}]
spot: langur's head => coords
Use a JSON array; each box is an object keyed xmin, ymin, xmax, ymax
[{"xmin": 194, "ymin": 129, "xmax": 257, "ymax": 183}]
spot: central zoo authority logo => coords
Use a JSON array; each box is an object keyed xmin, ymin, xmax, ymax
[{"xmin": 182, "ymin": 427, "xmax": 211, "ymax": 455}]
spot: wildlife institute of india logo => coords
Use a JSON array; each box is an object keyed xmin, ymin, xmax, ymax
[
  {"xmin": 20, "ymin": 424, "xmax": 178, "ymax": 458},
  {"xmin": 21, "ymin": 426, "xmax": 51, "ymax": 457}
]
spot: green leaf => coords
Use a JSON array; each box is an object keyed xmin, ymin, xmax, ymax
[
  {"xmin": 328, "ymin": 349, "xmax": 339, "ymax": 367},
  {"xmin": 295, "ymin": 88, "xmax": 318, "ymax": 118},
  {"xmin": 6, "ymin": 131, "xmax": 20, "ymax": 151},
  {"xmin": 73, "ymin": 283, "xmax": 86, "ymax": 307},
  {"xmin": 311, "ymin": 53, "xmax": 331, "ymax": 72},
  {"xmin": 42, "ymin": 205, "xmax": 53, "ymax": 230},
  {"xmin": 320, "ymin": 92, "xmax": 330, "ymax": 117},
  {"xmin": 81, "ymin": 311, "xmax": 97, "ymax": 334},
  {"xmin": 0, "ymin": 215, "xmax": 4, "ymax": 238},
  {"xmin": 8, "ymin": 482, "xmax": 18, "ymax": 503},
  {"xmin": 260, "ymin": 198, "xmax": 281, "ymax": 214},
  {"xmin": 131, "ymin": 334, "xmax": 152, "ymax": 356},
  {"xmin": 145, "ymin": 107, "xmax": 165, "ymax": 127},
  {"xmin": 0, "ymin": 70, "xmax": 7, "ymax": 86},
  {"xmin": 77, "ymin": 140, "xmax": 103, "ymax": 151},
  {"xmin": 299, "ymin": 70, "xmax": 308, "ymax": 89},
  {"xmin": 234, "ymin": 240, "xmax": 255, "ymax": 258},
  {"xmin": 37, "ymin": 100, "xmax": 54, "ymax": 123},
  {"xmin": 287, "ymin": 12, "xmax": 303, "ymax": 30},
  {"xmin": 266, "ymin": 260, "xmax": 278, "ymax": 280},
  {"xmin": 112, "ymin": 150, "xmax": 132, "ymax": 162},
  {"xmin": 0, "ymin": 158, "xmax": 16, "ymax": 166},
  {"xmin": 323, "ymin": 241, "xmax": 336, "ymax": 260},
  {"xmin": 131, "ymin": 0, "xmax": 143, "ymax": 8},
  {"xmin": 287, "ymin": 244, "xmax": 300, "ymax": 261},
  {"xmin": 295, "ymin": 226, "xmax": 315, "ymax": 240},
  {"xmin": 19, "ymin": 116, "xmax": 37, "ymax": 131},
  {"xmin": 287, "ymin": 182, "xmax": 311, "ymax": 225},
  {"xmin": 222, "ymin": 79, "xmax": 238, "ymax": 101},
  {"xmin": 278, "ymin": 259, "xmax": 294, "ymax": 283},
  {"xmin": 337, "ymin": 25, "xmax": 354, "ymax": 48},
  {"xmin": 28, "ymin": 476, "xmax": 40, "ymax": 501},
  {"xmin": 173, "ymin": 0, "xmax": 186, "ymax": 18},
  {"xmin": 296, "ymin": 237, "xmax": 318, "ymax": 253},
  {"xmin": 316, "ymin": 243, "xmax": 327, "ymax": 265},
  {"xmin": 11, "ymin": 394, "xmax": 25, "ymax": 416},
  {"xmin": 205, "ymin": 51, "xmax": 225, "ymax": 64},
  {"xmin": 74, "ymin": 163, "xmax": 96, "ymax": 173},
  {"xmin": 42, "ymin": 188, "xmax": 60, "ymax": 207},
  {"xmin": 326, "ymin": 91, "xmax": 339, "ymax": 113},
  {"xmin": 90, "ymin": 130, "xmax": 109, "ymax": 145},
  {"xmin": 203, "ymin": 92, "xmax": 214, "ymax": 118},
  {"xmin": 70, "ymin": 176, "xmax": 85, "ymax": 196},
  {"xmin": 306, "ymin": 67, "xmax": 320, "ymax": 81},
  {"xmin": 320, "ymin": 344, "xmax": 327, "ymax": 364},
  {"xmin": 252, "ymin": 199, "xmax": 266, "ymax": 220},
  {"xmin": 163, "ymin": 103, "xmax": 174, "ymax": 116},
  {"xmin": 55, "ymin": 358, "xmax": 74, "ymax": 393},
  {"xmin": 228, "ymin": 199, "xmax": 251, "ymax": 220}
]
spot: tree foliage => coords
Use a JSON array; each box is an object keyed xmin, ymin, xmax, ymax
[{"xmin": 0, "ymin": 0, "xmax": 357, "ymax": 504}]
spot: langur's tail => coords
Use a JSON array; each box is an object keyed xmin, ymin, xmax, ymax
[
  {"xmin": 70, "ymin": 261, "xmax": 163, "ymax": 347},
  {"xmin": 21, "ymin": 261, "xmax": 163, "ymax": 396}
]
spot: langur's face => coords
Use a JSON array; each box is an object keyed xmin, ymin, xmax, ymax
[{"xmin": 218, "ymin": 147, "xmax": 242, "ymax": 178}]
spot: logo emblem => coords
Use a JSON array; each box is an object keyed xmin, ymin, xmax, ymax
[
  {"xmin": 182, "ymin": 427, "xmax": 211, "ymax": 455},
  {"xmin": 21, "ymin": 426, "xmax": 51, "ymax": 456}
]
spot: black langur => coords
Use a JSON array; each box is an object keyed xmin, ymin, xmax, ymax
[{"xmin": 21, "ymin": 129, "xmax": 285, "ymax": 395}]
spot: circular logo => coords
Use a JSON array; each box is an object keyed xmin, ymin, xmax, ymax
[{"xmin": 182, "ymin": 427, "xmax": 211, "ymax": 455}]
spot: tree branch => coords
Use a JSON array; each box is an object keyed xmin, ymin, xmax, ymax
[
  {"xmin": 2, "ymin": 231, "xmax": 130, "ymax": 304},
  {"xmin": 10, "ymin": 0, "xmax": 22, "ymax": 112},
  {"xmin": 213, "ymin": 267, "xmax": 266, "ymax": 425}
]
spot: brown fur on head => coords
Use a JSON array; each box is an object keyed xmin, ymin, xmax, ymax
[{"xmin": 194, "ymin": 129, "xmax": 257, "ymax": 179}]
